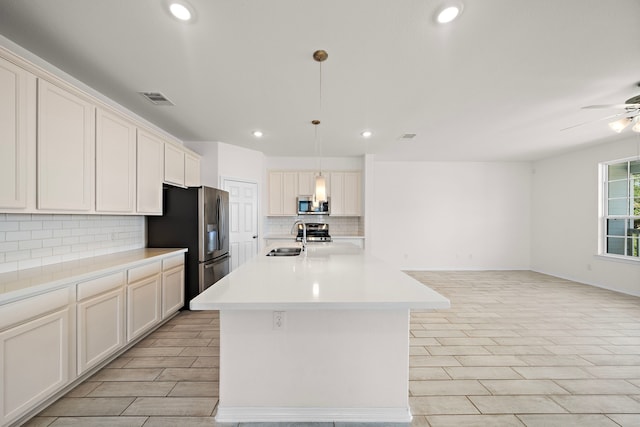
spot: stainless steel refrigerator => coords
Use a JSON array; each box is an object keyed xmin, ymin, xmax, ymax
[{"xmin": 147, "ymin": 185, "xmax": 230, "ymax": 309}]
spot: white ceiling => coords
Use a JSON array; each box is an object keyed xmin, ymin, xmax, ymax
[{"xmin": 1, "ymin": 0, "xmax": 639, "ymax": 161}]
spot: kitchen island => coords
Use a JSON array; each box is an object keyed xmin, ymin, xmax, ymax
[{"xmin": 190, "ymin": 243, "xmax": 450, "ymax": 423}]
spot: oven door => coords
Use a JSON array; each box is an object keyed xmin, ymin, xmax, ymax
[{"xmin": 199, "ymin": 255, "xmax": 230, "ymax": 293}]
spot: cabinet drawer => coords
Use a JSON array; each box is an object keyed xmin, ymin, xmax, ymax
[
  {"xmin": 0, "ymin": 288, "xmax": 70, "ymax": 330},
  {"xmin": 162, "ymin": 254, "xmax": 184, "ymax": 271},
  {"xmin": 127, "ymin": 261, "xmax": 161, "ymax": 284},
  {"xmin": 77, "ymin": 271, "xmax": 125, "ymax": 301}
]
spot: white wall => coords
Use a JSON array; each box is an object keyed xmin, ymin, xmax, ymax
[
  {"xmin": 531, "ymin": 136, "xmax": 640, "ymax": 296},
  {"xmin": 218, "ymin": 142, "xmax": 267, "ymax": 184},
  {"xmin": 184, "ymin": 141, "xmax": 266, "ymax": 188},
  {"xmin": 370, "ymin": 161, "xmax": 532, "ymax": 270}
]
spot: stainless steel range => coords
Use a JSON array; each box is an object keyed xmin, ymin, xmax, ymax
[{"xmin": 296, "ymin": 222, "xmax": 332, "ymax": 242}]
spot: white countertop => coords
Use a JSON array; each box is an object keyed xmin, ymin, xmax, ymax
[
  {"xmin": 190, "ymin": 243, "xmax": 449, "ymax": 311},
  {"xmin": 0, "ymin": 248, "xmax": 187, "ymax": 305}
]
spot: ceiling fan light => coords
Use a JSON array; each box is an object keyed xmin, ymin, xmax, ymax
[
  {"xmin": 608, "ymin": 117, "xmax": 632, "ymax": 133},
  {"xmin": 361, "ymin": 130, "xmax": 373, "ymax": 138},
  {"xmin": 632, "ymin": 117, "xmax": 640, "ymax": 133}
]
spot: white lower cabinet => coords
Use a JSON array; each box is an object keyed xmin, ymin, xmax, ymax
[
  {"xmin": 76, "ymin": 272, "xmax": 125, "ymax": 375},
  {"xmin": 126, "ymin": 262, "xmax": 162, "ymax": 342},
  {"xmin": 0, "ymin": 288, "xmax": 72, "ymax": 426},
  {"xmin": 0, "ymin": 251, "xmax": 184, "ymax": 425},
  {"xmin": 162, "ymin": 255, "xmax": 185, "ymax": 318}
]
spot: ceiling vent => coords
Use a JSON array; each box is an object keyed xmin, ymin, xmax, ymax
[
  {"xmin": 399, "ymin": 133, "xmax": 417, "ymax": 140},
  {"xmin": 139, "ymin": 92, "xmax": 174, "ymax": 106}
]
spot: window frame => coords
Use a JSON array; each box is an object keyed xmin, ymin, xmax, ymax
[{"xmin": 599, "ymin": 156, "xmax": 640, "ymax": 262}]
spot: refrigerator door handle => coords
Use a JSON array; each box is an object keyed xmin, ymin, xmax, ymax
[{"xmin": 216, "ymin": 195, "xmax": 222, "ymax": 251}]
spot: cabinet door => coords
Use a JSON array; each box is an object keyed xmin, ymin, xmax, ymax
[
  {"xmin": 268, "ymin": 171, "xmax": 298, "ymax": 216},
  {"xmin": 37, "ymin": 79, "xmax": 94, "ymax": 211},
  {"xmin": 0, "ymin": 308, "xmax": 70, "ymax": 425},
  {"xmin": 282, "ymin": 172, "xmax": 298, "ymax": 216},
  {"xmin": 343, "ymin": 172, "xmax": 362, "ymax": 216},
  {"xmin": 162, "ymin": 265, "xmax": 184, "ymax": 318},
  {"xmin": 137, "ymin": 129, "xmax": 164, "ymax": 214},
  {"xmin": 77, "ymin": 287, "xmax": 125, "ymax": 375},
  {"xmin": 184, "ymin": 153, "xmax": 201, "ymax": 187},
  {"xmin": 96, "ymin": 108, "xmax": 136, "ymax": 213},
  {"xmin": 0, "ymin": 57, "xmax": 32, "ymax": 209},
  {"xmin": 329, "ymin": 172, "xmax": 345, "ymax": 215},
  {"xmin": 268, "ymin": 172, "xmax": 283, "ymax": 215},
  {"xmin": 298, "ymin": 171, "xmax": 315, "ymax": 196},
  {"xmin": 126, "ymin": 275, "xmax": 161, "ymax": 342},
  {"xmin": 164, "ymin": 143, "xmax": 185, "ymax": 186}
]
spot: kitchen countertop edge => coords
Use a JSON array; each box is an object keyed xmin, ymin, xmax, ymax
[
  {"xmin": 0, "ymin": 248, "xmax": 187, "ymax": 305},
  {"xmin": 190, "ymin": 242, "xmax": 450, "ymax": 311}
]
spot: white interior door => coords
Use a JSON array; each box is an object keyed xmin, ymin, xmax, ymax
[{"xmin": 222, "ymin": 179, "xmax": 259, "ymax": 271}]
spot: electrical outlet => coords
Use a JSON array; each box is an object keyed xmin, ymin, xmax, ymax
[{"xmin": 273, "ymin": 311, "xmax": 285, "ymax": 330}]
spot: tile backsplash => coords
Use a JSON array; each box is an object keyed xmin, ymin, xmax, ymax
[
  {"xmin": 0, "ymin": 214, "xmax": 145, "ymax": 273},
  {"xmin": 265, "ymin": 216, "xmax": 363, "ymax": 236}
]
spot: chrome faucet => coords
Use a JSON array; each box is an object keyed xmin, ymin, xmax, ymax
[{"xmin": 291, "ymin": 220, "xmax": 307, "ymax": 252}]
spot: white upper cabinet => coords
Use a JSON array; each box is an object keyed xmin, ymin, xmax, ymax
[
  {"xmin": 329, "ymin": 171, "xmax": 362, "ymax": 216},
  {"xmin": 298, "ymin": 171, "xmax": 316, "ymax": 196},
  {"xmin": 96, "ymin": 108, "xmax": 136, "ymax": 213},
  {"xmin": 343, "ymin": 171, "xmax": 362, "ymax": 216},
  {"xmin": 37, "ymin": 79, "xmax": 94, "ymax": 211},
  {"xmin": 185, "ymin": 152, "xmax": 201, "ymax": 187},
  {"xmin": 0, "ymin": 57, "xmax": 33, "ymax": 210},
  {"xmin": 164, "ymin": 143, "xmax": 185, "ymax": 187},
  {"xmin": 0, "ymin": 47, "xmax": 206, "ymax": 216},
  {"xmin": 137, "ymin": 129, "xmax": 164, "ymax": 215},
  {"xmin": 268, "ymin": 171, "xmax": 298, "ymax": 216}
]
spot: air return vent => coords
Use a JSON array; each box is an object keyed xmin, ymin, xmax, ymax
[
  {"xmin": 138, "ymin": 92, "xmax": 174, "ymax": 106},
  {"xmin": 399, "ymin": 133, "xmax": 416, "ymax": 140}
]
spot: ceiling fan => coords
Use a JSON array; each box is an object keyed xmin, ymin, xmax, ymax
[{"xmin": 563, "ymin": 91, "xmax": 640, "ymax": 133}]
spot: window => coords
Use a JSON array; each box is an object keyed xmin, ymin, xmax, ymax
[{"xmin": 602, "ymin": 158, "xmax": 640, "ymax": 259}]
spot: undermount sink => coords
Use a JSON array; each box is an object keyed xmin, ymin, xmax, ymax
[{"xmin": 266, "ymin": 247, "xmax": 302, "ymax": 257}]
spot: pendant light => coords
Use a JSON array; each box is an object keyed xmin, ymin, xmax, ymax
[
  {"xmin": 312, "ymin": 119, "xmax": 327, "ymax": 204},
  {"xmin": 312, "ymin": 49, "xmax": 328, "ymax": 204}
]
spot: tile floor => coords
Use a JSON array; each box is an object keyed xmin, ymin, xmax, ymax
[{"xmin": 23, "ymin": 271, "xmax": 640, "ymax": 427}]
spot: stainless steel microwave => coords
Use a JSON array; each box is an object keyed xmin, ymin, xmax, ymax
[{"xmin": 297, "ymin": 196, "xmax": 330, "ymax": 215}]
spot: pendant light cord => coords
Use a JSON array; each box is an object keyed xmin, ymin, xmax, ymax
[{"xmin": 318, "ymin": 60, "xmax": 323, "ymax": 175}]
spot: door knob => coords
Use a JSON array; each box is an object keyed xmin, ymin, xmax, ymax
[{"xmin": 252, "ymin": 235, "xmax": 258, "ymax": 239}]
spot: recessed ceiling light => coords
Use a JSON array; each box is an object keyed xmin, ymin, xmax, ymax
[
  {"xmin": 169, "ymin": 2, "xmax": 192, "ymax": 21},
  {"xmin": 252, "ymin": 130, "xmax": 263, "ymax": 138},
  {"xmin": 436, "ymin": 3, "xmax": 463, "ymax": 24},
  {"xmin": 361, "ymin": 130, "xmax": 373, "ymax": 138}
]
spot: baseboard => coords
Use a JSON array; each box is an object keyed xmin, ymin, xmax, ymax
[{"xmin": 214, "ymin": 406, "xmax": 412, "ymax": 423}]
